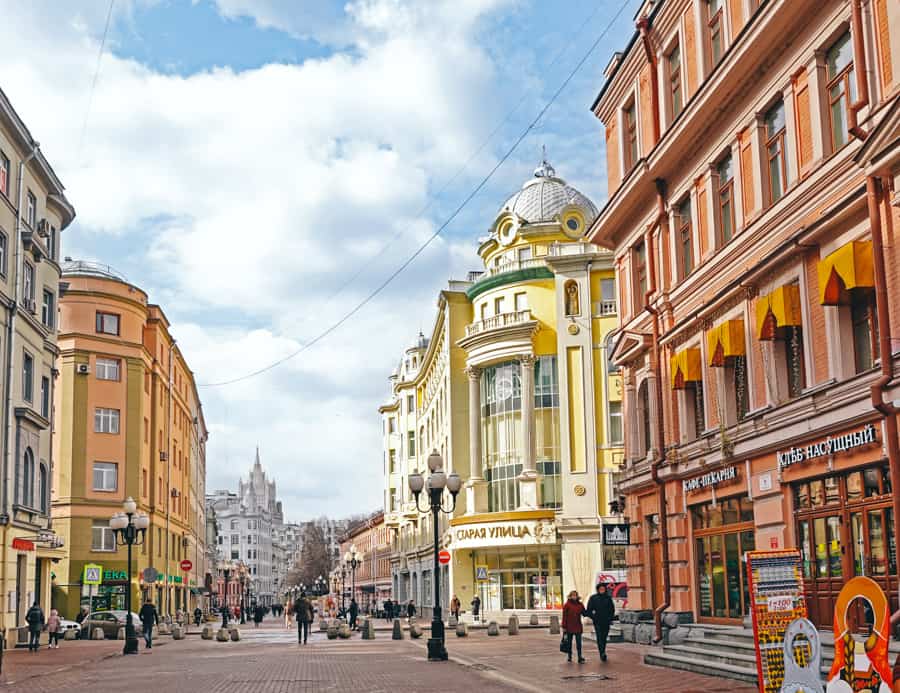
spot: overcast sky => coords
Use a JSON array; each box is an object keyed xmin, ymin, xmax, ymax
[{"xmin": 4, "ymin": 0, "xmax": 640, "ymax": 522}]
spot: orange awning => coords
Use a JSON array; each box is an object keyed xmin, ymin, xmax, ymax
[
  {"xmin": 707, "ymin": 319, "xmax": 745, "ymax": 367},
  {"xmin": 818, "ymin": 240, "xmax": 874, "ymax": 305},
  {"xmin": 670, "ymin": 348, "xmax": 702, "ymax": 389},
  {"xmin": 755, "ymin": 284, "xmax": 802, "ymax": 340}
]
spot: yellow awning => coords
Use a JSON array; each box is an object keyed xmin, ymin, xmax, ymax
[
  {"xmin": 755, "ymin": 284, "xmax": 802, "ymax": 339},
  {"xmin": 818, "ymin": 240, "xmax": 874, "ymax": 305},
  {"xmin": 670, "ymin": 348, "xmax": 702, "ymax": 389},
  {"xmin": 707, "ymin": 319, "xmax": 745, "ymax": 366}
]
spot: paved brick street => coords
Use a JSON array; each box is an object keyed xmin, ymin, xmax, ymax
[{"xmin": 1, "ymin": 620, "xmax": 755, "ymax": 692}]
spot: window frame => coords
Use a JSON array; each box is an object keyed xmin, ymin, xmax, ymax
[
  {"xmin": 92, "ymin": 461, "xmax": 119, "ymax": 492},
  {"xmin": 623, "ymin": 98, "xmax": 638, "ymax": 172},
  {"xmin": 25, "ymin": 190, "xmax": 36, "ymax": 228},
  {"xmin": 22, "ymin": 261, "xmax": 34, "ymax": 303},
  {"xmin": 96, "ymin": 357, "xmax": 121, "ymax": 381},
  {"xmin": 91, "ymin": 521, "xmax": 116, "ymax": 552},
  {"xmin": 0, "ymin": 230, "xmax": 7, "ymax": 278},
  {"xmin": 667, "ymin": 41, "xmax": 683, "ymax": 120},
  {"xmin": 675, "ymin": 195, "xmax": 693, "ymax": 280},
  {"xmin": 850, "ymin": 289, "xmax": 879, "ymax": 374},
  {"xmin": 825, "ymin": 32, "xmax": 855, "ymax": 153},
  {"xmin": 41, "ymin": 289, "xmax": 54, "ymax": 329},
  {"xmin": 94, "ymin": 407, "xmax": 121, "ymax": 435},
  {"xmin": 40, "ymin": 375, "xmax": 49, "ymax": 419},
  {"xmin": 716, "ymin": 154, "xmax": 736, "ymax": 246},
  {"xmin": 0, "ymin": 150, "xmax": 9, "ymax": 198},
  {"xmin": 764, "ymin": 100, "xmax": 787, "ymax": 205},
  {"xmin": 95, "ymin": 311, "xmax": 121, "ymax": 336},
  {"xmin": 22, "ymin": 350, "xmax": 33, "ymax": 403},
  {"xmin": 632, "ymin": 241, "xmax": 648, "ymax": 311},
  {"xmin": 707, "ymin": 0, "xmax": 724, "ymax": 67},
  {"xmin": 22, "ymin": 447, "xmax": 35, "ymax": 508},
  {"xmin": 608, "ymin": 400, "xmax": 623, "ymax": 446}
]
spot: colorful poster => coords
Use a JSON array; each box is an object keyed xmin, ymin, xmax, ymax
[
  {"xmin": 746, "ymin": 550, "xmax": 808, "ymax": 693},
  {"xmin": 826, "ymin": 576, "xmax": 892, "ymax": 693}
]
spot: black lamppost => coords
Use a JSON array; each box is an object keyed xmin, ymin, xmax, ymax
[
  {"xmin": 217, "ymin": 560, "xmax": 235, "ymax": 627},
  {"xmin": 340, "ymin": 564, "xmax": 348, "ymax": 613},
  {"xmin": 110, "ymin": 497, "xmax": 149, "ymax": 656},
  {"xmin": 315, "ymin": 575, "xmax": 325, "ymax": 596},
  {"xmin": 344, "ymin": 545, "xmax": 360, "ymax": 605},
  {"xmin": 408, "ymin": 450, "xmax": 461, "ymax": 662},
  {"xmin": 238, "ymin": 564, "xmax": 248, "ymax": 624}
]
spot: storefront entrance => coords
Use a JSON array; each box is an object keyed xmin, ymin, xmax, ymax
[
  {"xmin": 474, "ymin": 546, "xmax": 562, "ymax": 612},
  {"xmin": 793, "ymin": 464, "xmax": 897, "ymax": 629},
  {"xmin": 692, "ymin": 496, "xmax": 755, "ymax": 623}
]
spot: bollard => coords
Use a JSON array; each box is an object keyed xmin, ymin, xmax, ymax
[
  {"xmin": 362, "ymin": 619, "xmax": 375, "ymax": 640},
  {"xmin": 410, "ymin": 623, "xmax": 423, "ymax": 639},
  {"xmin": 549, "ymin": 615, "xmax": 560, "ymax": 635},
  {"xmin": 338, "ymin": 623, "xmax": 352, "ymax": 639},
  {"xmin": 507, "ymin": 615, "xmax": 519, "ymax": 635},
  {"xmin": 216, "ymin": 628, "xmax": 229, "ymax": 642},
  {"xmin": 64, "ymin": 629, "xmax": 77, "ymax": 641},
  {"xmin": 318, "ymin": 619, "xmax": 328, "ymax": 632},
  {"xmin": 448, "ymin": 615, "xmax": 458, "ymax": 628},
  {"xmin": 392, "ymin": 619, "xmax": 403, "ymax": 640},
  {"xmin": 455, "ymin": 622, "xmax": 468, "ymax": 637},
  {"xmin": 529, "ymin": 614, "xmax": 539, "ymax": 626},
  {"xmin": 117, "ymin": 627, "xmax": 126, "ymax": 640},
  {"xmin": 172, "ymin": 626, "xmax": 185, "ymax": 640},
  {"xmin": 487, "ymin": 621, "xmax": 499, "ymax": 636},
  {"xmin": 327, "ymin": 623, "xmax": 339, "ymax": 640},
  {"xmin": 92, "ymin": 628, "xmax": 105, "ymax": 640},
  {"xmin": 229, "ymin": 629, "xmax": 241, "ymax": 642},
  {"xmin": 201, "ymin": 626, "xmax": 214, "ymax": 640}
]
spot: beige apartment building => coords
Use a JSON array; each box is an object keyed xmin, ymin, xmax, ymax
[
  {"xmin": 0, "ymin": 86, "xmax": 75, "ymax": 646},
  {"xmin": 589, "ymin": 0, "xmax": 900, "ymax": 637}
]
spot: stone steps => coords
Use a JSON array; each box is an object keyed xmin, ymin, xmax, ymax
[{"xmin": 643, "ymin": 650, "xmax": 759, "ymax": 684}]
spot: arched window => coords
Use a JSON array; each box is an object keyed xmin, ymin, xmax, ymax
[
  {"xmin": 22, "ymin": 448, "xmax": 34, "ymax": 507},
  {"xmin": 39, "ymin": 463, "xmax": 48, "ymax": 513},
  {"xmin": 605, "ymin": 332, "xmax": 620, "ymax": 373}
]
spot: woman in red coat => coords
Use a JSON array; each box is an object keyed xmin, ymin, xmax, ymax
[{"xmin": 561, "ymin": 590, "xmax": 586, "ymax": 663}]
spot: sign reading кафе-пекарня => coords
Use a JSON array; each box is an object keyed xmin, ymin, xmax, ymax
[
  {"xmin": 777, "ymin": 423, "xmax": 878, "ymax": 470},
  {"xmin": 682, "ymin": 465, "xmax": 737, "ymax": 493}
]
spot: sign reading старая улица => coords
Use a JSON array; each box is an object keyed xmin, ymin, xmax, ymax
[{"xmin": 776, "ymin": 423, "xmax": 878, "ymax": 470}]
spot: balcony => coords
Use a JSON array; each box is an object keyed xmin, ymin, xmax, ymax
[
  {"xmin": 595, "ymin": 300, "xmax": 617, "ymax": 316},
  {"xmin": 547, "ymin": 241, "xmax": 608, "ymax": 257},
  {"xmin": 483, "ymin": 256, "xmax": 545, "ymax": 279},
  {"xmin": 466, "ymin": 258, "xmax": 553, "ymax": 301},
  {"xmin": 465, "ymin": 309, "xmax": 533, "ymax": 338}
]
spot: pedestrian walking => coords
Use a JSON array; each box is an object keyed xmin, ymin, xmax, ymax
[
  {"xmin": 75, "ymin": 607, "xmax": 89, "ymax": 639},
  {"xmin": 284, "ymin": 600, "xmax": 293, "ymax": 629},
  {"xmin": 406, "ymin": 600, "xmax": 416, "ymax": 619},
  {"xmin": 470, "ymin": 595, "xmax": 481, "ymax": 623},
  {"xmin": 294, "ymin": 592, "xmax": 314, "ymax": 644},
  {"xmin": 47, "ymin": 608, "xmax": 62, "ymax": 649},
  {"xmin": 383, "ymin": 598, "xmax": 393, "ymax": 621},
  {"xmin": 450, "ymin": 595, "xmax": 461, "ymax": 620},
  {"xmin": 193, "ymin": 606, "xmax": 203, "ymax": 626},
  {"xmin": 25, "ymin": 601, "xmax": 44, "ymax": 651},
  {"xmin": 139, "ymin": 600, "xmax": 159, "ymax": 650},
  {"xmin": 561, "ymin": 590, "xmax": 586, "ymax": 664},
  {"xmin": 253, "ymin": 604, "xmax": 264, "ymax": 628},
  {"xmin": 584, "ymin": 582, "xmax": 615, "ymax": 662},
  {"xmin": 348, "ymin": 598, "xmax": 359, "ymax": 630}
]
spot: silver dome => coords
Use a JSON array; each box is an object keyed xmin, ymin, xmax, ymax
[{"xmin": 498, "ymin": 158, "xmax": 598, "ymax": 226}]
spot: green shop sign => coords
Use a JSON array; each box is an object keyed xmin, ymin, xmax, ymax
[
  {"xmin": 154, "ymin": 574, "xmax": 183, "ymax": 584},
  {"xmin": 103, "ymin": 570, "xmax": 128, "ymax": 582}
]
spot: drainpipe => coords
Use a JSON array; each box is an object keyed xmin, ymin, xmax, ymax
[
  {"xmin": 866, "ymin": 177, "xmax": 900, "ymax": 607},
  {"xmin": 637, "ymin": 16, "xmax": 661, "ymax": 145},
  {"xmin": 646, "ymin": 178, "xmax": 670, "ymax": 644},
  {"xmin": 848, "ymin": 0, "xmax": 870, "ymax": 141},
  {"xmin": 164, "ymin": 341, "xmax": 174, "ymax": 618}
]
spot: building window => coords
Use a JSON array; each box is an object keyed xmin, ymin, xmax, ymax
[
  {"xmin": 92, "ymin": 520, "xmax": 115, "ymax": 551},
  {"xmin": 95, "ymin": 311, "xmax": 120, "ymax": 335},
  {"xmin": 668, "ymin": 42, "xmax": 682, "ymax": 119},
  {"xmin": 22, "ymin": 447, "xmax": 34, "ymax": 507},
  {"xmin": 0, "ymin": 231, "xmax": 7, "ymax": 277},
  {"xmin": 517, "ymin": 246, "xmax": 532, "ymax": 262},
  {"xmin": 39, "ymin": 463, "xmax": 47, "ymax": 514},
  {"xmin": 494, "ymin": 295, "xmax": 506, "ymax": 315},
  {"xmin": 676, "ymin": 196, "xmax": 693, "ymax": 279},
  {"xmin": 22, "ymin": 262, "xmax": 34, "ymax": 303},
  {"xmin": 608, "ymin": 401, "xmax": 623, "ymax": 445},
  {"xmin": 605, "ymin": 332, "xmax": 620, "ymax": 374},
  {"xmin": 685, "ymin": 380, "xmax": 706, "ymax": 440},
  {"xmin": 388, "ymin": 417, "xmax": 396, "ymax": 434},
  {"xmin": 41, "ymin": 290, "xmax": 54, "ymax": 328},
  {"xmin": 389, "ymin": 449, "xmax": 397, "ymax": 473},
  {"xmin": 22, "ymin": 351, "xmax": 33, "ymax": 402},
  {"xmin": 406, "ymin": 394, "xmax": 414, "ymax": 414},
  {"xmin": 534, "ymin": 356, "xmax": 561, "ymax": 509},
  {"xmin": 93, "ymin": 462, "xmax": 118, "ymax": 491},
  {"xmin": 407, "ymin": 431, "xmax": 415, "ymax": 458},
  {"xmin": 25, "ymin": 190, "xmax": 36, "ymax": 228},
  {"xmin": 46, "ymin": 226, "xmax": 56, "ymax": 261},
  {"xmin": 0, "ymin": 150, "xmax": 8, "ymax": 197},
  {"xmin": 851, "ymin": 290, "xmax": 879, "ymax": 373},
  {"xmin": 632, "ymin": 241, "xmax": 647, "ymax": 311},
  {"xmin": 826, "ymin": 32, "xmax": 855, "ymax": 152},
  {"xmin": 40, "ymin": 376, "xmax": 49, "ymax": 418},
  {"xmin": 765, "ymin": 100, "xmax": 787, "ymax": 204},
  {"xmin": 94, "ymin": 407, "xmax": 120, "ymax": 434},
  {"xmin": 96, "ymin": 358, "xmax": 120, "ymax": 381},
  {"xmin": 716, "ymin": 154, "xmax": 735, "ymax": 245},
  {"xmin": 623, "ymin": 99, "xmax": 638, "ymax": 172},
  {"xmin": 638, "ymin": 381, "xmax": 651, "ymax": 457},
  {"xmin": 707, "ymin": 0, "xmax": 724, "ymax": 66},
  {"xmin": 724, "ymin": 355, "xmax": 750, "ymax": 423},
  {"xmin": 514, "ymin": 291, "xmax": 528, "ymax": 312}
]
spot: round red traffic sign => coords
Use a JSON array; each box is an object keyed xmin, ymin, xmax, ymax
[
  {"xmin": 438, "ymin": 550, "xmax": 451, "ymax": 565},
  {"xmin": 180, "ymin": 559, "xmax": 192, "ymax": 572}
]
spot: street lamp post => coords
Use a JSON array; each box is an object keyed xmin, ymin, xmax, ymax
[
  {"xmin": 109, "ymin": 497, "xmax": 150, "ymax": 656},
  {"xmin": 340, "ymin": 564, "xmax": 347, "ymax": 614},
  {"xmin": 408, "ymin": 450, "xmax": 461, "ymax": 662},
  {"xmin": 217, "ymin": 560, "xmax": 235, "ymax": 627},
  {"xmin": 344, "ymin": 545, "xmax": 360, "ymax": 606},
  {"xmin": 239, "ymin": 565, "xmax": 247, "ymax": 624},
  {"xmin": 315, "ymin": 575, "xmax": 325, "ymax": 596}
]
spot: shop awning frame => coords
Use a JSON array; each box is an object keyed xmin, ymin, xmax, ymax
[
  {"xmin": 817, "ymin": 240, "xmax": 874, "ymax": 305},
  {"xmin": 755, "ymin": 283, "xmax": 802, "ymax": 339},
  {"xmin": 670, "ymin": 347, "xmax": 702, "ymax": 389},
  {"xmin": 706, "ymin": 319, "xmax": 745, "ymax": 367}
]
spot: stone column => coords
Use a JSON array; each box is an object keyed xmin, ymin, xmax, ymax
[
  {"xmin": 518, "ymin": 355, "xmax": 539, "ymax": 509},
  {"xmin": 464, "ymin": 366, "xmax": 487, "ymax": 514}
]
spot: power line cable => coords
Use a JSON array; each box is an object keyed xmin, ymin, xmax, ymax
[
  {"xmin": 198, "ymin": 1, "xmax": 630, "ymax": 388},
  {"xmin": 77, "ymin": 0, "xmax": 116, "ymax": 161}
]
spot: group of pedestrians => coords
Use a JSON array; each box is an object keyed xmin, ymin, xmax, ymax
[{"xmin": 560, "ymin": 583, "xmax": 615, "ymax": 664}]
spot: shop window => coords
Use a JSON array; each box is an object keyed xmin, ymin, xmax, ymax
[
  {"xmin": 851, "ymin": 289, "xmax": 879, "ymax": 373},
  {"xmin": 764, "ymin": 99, "xmax": 787, "ymax": 204},
  {"xmin": 825, "ymin": 32, "xmax": 855, "ymax": 152}
]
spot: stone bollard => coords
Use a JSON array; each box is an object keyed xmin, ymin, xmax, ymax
[
  {"xmin": 229, "ymin": 628, "xmax": 241, "ymax": 642},
  {"xmin": 448, "ymin": 615, "xmax": 458, "ymax": 628},
  {"xmin": 152, "ymin": 625, "xmax": 160, "ymax": 639},
  {"xmin": 216, "ymin": 628, "xmax": 229, "ymax": 642},
  {"xmin": 338, "ymin": 623, "xmax": 352, "ymax": 639},
  {"xmin": 319, "ymin": 619, "xmax": 328, "ymax": 632},
  {"xmin": 549, "ymin": 615, "xmax": 560, "ymax": 635},
  {"xmin": 64, "ymin": 629, "xmax": 77, "ymax": 641},
  {"xmin": 201, "ymin": 625, "xmax": 214, "ymax": 640},
  {"xmin": 455, "ymin": 622, "xmax": 468, "ymax": 637},
  {"xmin": 487, "ymin": 621, "xmax": 499, "ymax": 636},
  {"xmin": 507, "ymin": 615, "xmax": 519, "ymax": 635},
  {"xmin": 92, "ymin": 627, "xmax": 105, "ymax": 640},
  {"xmin": 392, "ymin": 619, "xmax": 403, "ymax": 640},
  {"xmin": 117, "ymin": 626, "xmax": 126, "ymax": 640},
  {"xmin": 172, "ymin": 626, "xmax": 185, "ymax": 640},
  {"xmin": 362, "ymin": 619, "xmax": 375, "ymax": 640},
  {"xmin": 158, "ymin": 623, "xmax": 171, "ymax": 636},
  {"xmin": 529, "ymin": 614, "xmax": 539, "ymax": 626},
  {"xmin": 327, "ymin": 622, "xmax": 339, "ymax": 640},
  {"xmin": 410, "ymin": 623, "xmax": 423, "ymax": 639}
]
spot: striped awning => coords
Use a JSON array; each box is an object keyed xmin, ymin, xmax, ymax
[
  {"xmin": 755, "ymin": 284, "xmax": 802, "ymax": 339},
  {"xmin": 670, "ymin": 348, "xmax": 702, "ymax": 389},
  {"xmin": 818, "ymin": 240, "xmax": 874, "ymax": 305},
  {"xmin": 706, "ymin": 319, "xmax": 745, "ymax": 367}
]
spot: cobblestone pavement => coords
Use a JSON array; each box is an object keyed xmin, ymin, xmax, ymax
[{"xmin": 2, "ymin": 620, "xmax": 756, "ymax": 692}]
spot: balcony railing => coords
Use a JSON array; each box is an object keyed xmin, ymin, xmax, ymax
[
  {"xmin": 547, "ymin": 241, "xmax": 608, "ymax": 256},
  {"xmin": 483, "ymin": 257, "xmax": 545, "ymax": 279},
  {"xmin": 465, "ymin": 309, "xmax": 533, "ymax": 338},
  {"xmin": 595, "ymin": 300, "xmax": 617, "ymax": 316}
]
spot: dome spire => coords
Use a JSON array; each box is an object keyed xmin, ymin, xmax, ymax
[{"xmin": 534, "ymin": 144, "xmax": 556, "ymax": 179}]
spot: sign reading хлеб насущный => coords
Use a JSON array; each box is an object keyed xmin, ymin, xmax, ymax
[{"xmin": 776, "ymin": 423, "xmax": 877, "ymax": 470}]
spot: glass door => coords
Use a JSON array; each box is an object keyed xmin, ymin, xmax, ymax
[{"xmin": 695, "ymin": 530, "xmax": 754, "ymax": 621}]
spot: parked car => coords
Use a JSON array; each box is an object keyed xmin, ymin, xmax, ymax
[
  {"xmin": 57, "ymin": 618, "xmax": 81, "ymax": 635},
  {"xmin": 84, "ymin": 610, "xmax": 143, "ymax": 639}
]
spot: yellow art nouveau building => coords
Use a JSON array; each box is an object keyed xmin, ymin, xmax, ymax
[{"xmin": 381, "ymin": 159, "xmax": 624, "ymax": 618}]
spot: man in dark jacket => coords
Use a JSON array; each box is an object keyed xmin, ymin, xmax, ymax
[
  {"xmin": 584, "ymin": 583, "xmax": 615, "ymax": 661},
  {"xmin": 406, "ymin": 600, "xmax": 416, "ymax": 619},
  {"xmin": 25, "ymin": 602, "xmax": 44, "ymax": 651},
  {"xmin": 294, "ymin": 592, "xmax": 314, "ymax": 644},
  {"xmin": 383, "ymin": 598, "xmax": 393, "ymax": 621},
  {"xmin": 348, "ymin": 598, "xmax": 359, "ymax": 630},
  {"xmin": 138, "ymin": 600, "xmax": 159, "ymax": 649}
]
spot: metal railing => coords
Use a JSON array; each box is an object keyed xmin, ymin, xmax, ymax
[
  {"xmin": 465, "ymin": 310, "xmax": 533, "ymax": 338},
  {"xmin": 547, "ymin": 241, "xmax": 609, "ymax": 257},
  {"xmin": 482, "ymin": 257, "xmax": 545, "ymax": 279}
]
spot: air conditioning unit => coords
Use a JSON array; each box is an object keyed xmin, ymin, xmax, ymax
[
  {"xmin": 37, "ymin": 219, "xmax": 50, "ymax": 238},
  {"xmin": 76, "ymin": 364, "xmax": 89, "ymax": 375}
]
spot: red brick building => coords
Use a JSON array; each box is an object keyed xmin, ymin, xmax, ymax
[{"xmin": 339, "ymin": 512, "xmax": 391, "ymax": 612}]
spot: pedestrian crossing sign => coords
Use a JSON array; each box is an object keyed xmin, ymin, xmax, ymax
[
  {"xmin": 475, "ymin": 565, "xmax": 489, "ymax": 581},
  {"xmin": 83, "ymin": 563, "xmax": 103, "ymax": 585}
]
